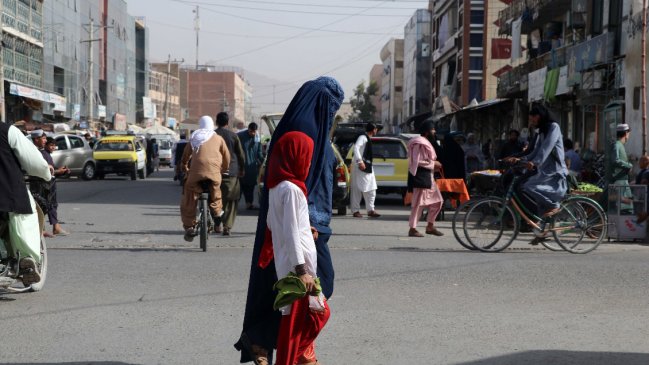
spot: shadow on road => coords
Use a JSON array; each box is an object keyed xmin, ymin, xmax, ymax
[
  {"xmin": 452, "ymin": 350, "xmax": 649, "ymax": 365},
  {"xmin": 4, "ymin": 363, "xmax": 138, "ymax": 365}
]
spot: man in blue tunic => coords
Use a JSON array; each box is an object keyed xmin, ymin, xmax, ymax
[{"xmin": 507, "ymin": 105, "xmax": 568, "ymax": 219}]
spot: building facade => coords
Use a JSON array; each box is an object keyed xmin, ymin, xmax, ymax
[
  {"xmin": 403, "ymin": 9, "xmax": 432, "ymax": 122},
  {"xmin": 495, "ymin": 0, "xmax": 644, "ymax": 158},
  {"xmin": 2, "ymin": 0, "xmax": 50, "ymax": 124},
  {"xmin": 149, "ymin": 62, "xmax": 180, "ymax": 127},
  {"xmin": 179, "ymin": 66, "xmax": 252, "ymax": 126},
  {"xmin": 135, "ymin": 17, "xmax": 148, "ymax": 124},
  {"xmin": 369, "ymin": 64, "xmax": 383, "ymax": 121},
  {"xmin": 380, "ymin": 38, "xmax": 404, "ymax": 133},
  {"xmin": 429, "ymin": 1, "xmax": 511, "ymax": 115}
]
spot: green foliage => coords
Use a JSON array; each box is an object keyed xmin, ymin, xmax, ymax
[{"xmin": 349, "ymin": 80, "xmax": 378, "ymax": 122}]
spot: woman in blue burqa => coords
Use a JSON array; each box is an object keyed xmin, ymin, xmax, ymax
[{"xmin": 234, "ymin": 76, "xmax": 344, "ymax": 364}]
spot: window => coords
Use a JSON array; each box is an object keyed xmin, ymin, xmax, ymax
[
  {"xmin": 470, "ymin": 10, "xmax": 484, "ymax": 25},
  {"xmin": 69, "ymin": 136, "xmax": 84, "ymax": 149},
  {"xmin": 373, "ymin": 140, "xmax": 407, "ymax": 159},
  {"xmin": 469, "ymin": 79, "xmax": 483, "ymax": 101},
  {"xmin": 55, "ymin": 137, "xmax": 68, "ymax": 150},
  {"xmin": 469, "ymin": 57, "xmax": 483, "ymax": 70},
  {"xmin": 470, "ymin": 34, "xmax": 483, "ymax": 48}
]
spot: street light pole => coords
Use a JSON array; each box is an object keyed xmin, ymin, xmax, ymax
[
  {"xmin": 163, "ymin": 55, "xmax": 184, "ymax": 127},
  {"xmin": 81, "ymin": 20, "xmax": 112, "ymax": 126}
]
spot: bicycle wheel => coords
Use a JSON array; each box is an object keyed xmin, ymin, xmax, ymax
[
  {"xmin": 551, "ymin": 197, "xmax": 607, "ymax": 254},
  {"xmin": 452, "ymin": 199, "xmax": 478, "ymax": 250},
  {"xmin": 199, "ymin": 198, "xmax": 208, "ymax": 252},
  {"xmin": 463, "ymin": 198, "xmax": 518, "ymax": 252}
]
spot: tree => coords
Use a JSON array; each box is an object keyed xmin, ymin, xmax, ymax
[{"xmin": 350, "ymin": 80, "xmax": 378, "ymax": 122}]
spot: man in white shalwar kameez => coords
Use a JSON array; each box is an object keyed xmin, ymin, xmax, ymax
[{"xmin": 350, "ymin": 123, "xmax": 380, "ymax": 218}]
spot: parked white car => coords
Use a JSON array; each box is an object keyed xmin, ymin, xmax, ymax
[{"xmin": 51, "ymin": 134, "xmax": 96, "ymax": 180}]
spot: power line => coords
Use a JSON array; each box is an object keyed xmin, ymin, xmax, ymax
[
  {"xmin": 169, "ymin": 0, "xmax": 412, "ymax": 35},
  {"xmin": 173, "ymin": 0, "xmax": 419, "ymax": 16},
  {"xmin": 147, "ymin": 18, "xmax": 403, "ymax": 38},
  {"xmin": 173, "ymin": 0, "xmax": 423, "ymax": 10},
  {"xmin": 172, "ymin": 0, "xmax": 401, "ymax": 63},
  {"xmin": 252, "ymin": 22, "xmax": 403, "ymax": 101}
]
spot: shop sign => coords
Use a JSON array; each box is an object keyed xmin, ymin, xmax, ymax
[
  {"xmin": 528, "ymin": 67, "xmax": 547, "ymax": 102},
  {"xmin": 113, "ymin": 113, "xmax": 127, "ymax": 131},
  {"xmin": 97, "ymin": 105, "xmax": 106, "ymax": 118},
  {"xmin": 143, "ymin": 97, "xmax": 155, "ymax": 118},
  {"xmin": 555, "ymin": 66, "xmax": 570, "ymax": 95},
  {"xmin": 9, "ymin": 83, "xmax": 67, "ymax": 112},
  {"xmin": 73, "ymin": 104, "xmax": 81, "ymax": 121}
]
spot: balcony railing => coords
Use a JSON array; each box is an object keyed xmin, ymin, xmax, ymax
[
  {"xmin": 497, "ymin": 32, "xmax": 614, "ymax": 97},
  {"xmin": 497, "ymin": 45, "xmax": 568, "ymax": 97},
  {"xmin": 497, "ymin": 0, "xmax": 571, "ymax": 35}
]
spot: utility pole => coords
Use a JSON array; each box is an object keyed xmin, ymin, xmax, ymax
[
  {"xmin": 193, "ymin": 6, "xmax": 200, "ymax": 70},
  {"xmin": 88, "ymin": 18, "xmax": 94, "ymax": 123},
  {"xmin": 0, "ymin": 0, "xmax": 5, "ymax": 123},
  {"xmin": 81, "ymin": 19, "xmax": 111, "ymax": 125},
  {"xmin": 163, "ymin": 55, "xmax": 184, "ymax": 127}
]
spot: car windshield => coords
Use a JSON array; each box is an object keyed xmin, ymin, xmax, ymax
[
  {"xmin": 159, "ymin": 140, "xmax": 173, "ymax": 149},
  {"xmin": 373, "ymin": 140, "xmax": 407, "ymax": 159},
  {"xmin": 96, "ymin": 140, "xmax": 134, "ymax": 151}
]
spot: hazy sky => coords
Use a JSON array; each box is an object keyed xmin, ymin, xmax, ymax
[{"xmin": 127, "ymin": 0, "xmax": 429, "ymax": 115}]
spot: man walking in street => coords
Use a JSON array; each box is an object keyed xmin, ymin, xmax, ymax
[
  {"xmin": 609, "ymin": 123, "xmax": 634, "ymax": 214},
  {"xmin": 238, "ymin": 122, "xmax": 264, "ymax": 210},
  {"xmin": 32, "ymin": 130, "xmax": 69, "ymax": 237},
  {"xmin": 215, "ymin": 112, "xmax": 245, "ymax": 236},
  {"xmin": 407, "ymin": 122, "xmax": 444, "ymax": 237},
  {"xmin": 350, "ymin": 123, "xmax": 380, "ymax": 218}
]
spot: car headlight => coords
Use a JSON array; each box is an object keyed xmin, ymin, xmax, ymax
[{"xmin": 118, "ymin": 158, "xmax": 133, "ymax": 163}]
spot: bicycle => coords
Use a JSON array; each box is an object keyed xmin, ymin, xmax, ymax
[
  {"xmin": 461, "ymin": 162, "xmax": 607, "ymax": 253},
  {"xmin": 184, "ymin": 181, "xmax": 213, "ymax": 252}
]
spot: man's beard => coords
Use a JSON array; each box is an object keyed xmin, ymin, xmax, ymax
[{"xmin": 427, "ymin": 134, "xmax": 437, "ymax": 145}]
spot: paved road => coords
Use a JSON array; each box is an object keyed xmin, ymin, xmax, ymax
[{"xmin": 2, "ymin": 169, "xmax": 648, "ymax": 364}]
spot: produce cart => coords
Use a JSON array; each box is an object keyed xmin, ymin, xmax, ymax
[{"xmin": 469, "ymin": 170, "xmax": 502, "ymax": 197}]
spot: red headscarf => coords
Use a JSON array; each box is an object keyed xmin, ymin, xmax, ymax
[
  {"xmin": 266, "ymin": 131, "xmax": 314, "ymax": 196},
  {"xmin": 259, "ymin": 131, "xmax": 314, "ymax": 268}
]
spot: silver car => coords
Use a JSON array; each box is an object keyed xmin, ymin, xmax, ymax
[{"xmin": 51, "ymin": 134, "xmax": 96, "ymax": 180}]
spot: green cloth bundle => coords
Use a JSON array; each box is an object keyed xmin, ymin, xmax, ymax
[{"xmin": 273, "ymin": 272, "xmax": 321, "ymax": 310}]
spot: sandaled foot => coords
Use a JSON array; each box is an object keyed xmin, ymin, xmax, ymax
[
  {"xmin": 636, "ymin": 211, "xmax": 649, "ymax": 224},
  {"xmin": 542, "ymin": 207, "xmax": 560, "ymax": 218},
  {"xmin": 408, "ymin": 228, "xmax": 424, "ymax": 237},
  {"xmin": 183, "ymin": 227, "xmax": 196, "ymax": 242},
  {"xmin": 425, "ymin": 228, "xmax": 444, "ymax": 236},
  {"xmin": 352, "ymin": 212, "xmax": 363, "ymax": 218},
  {"xmin": 20, "ymin": 257, "xmax": 41, "ymax": 286},
  {"xmin": 368, "ymin": 211, "xmax": 381, "ymax": 218}
]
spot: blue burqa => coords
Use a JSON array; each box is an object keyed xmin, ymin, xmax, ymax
[{"xmin": 234, "ymin": 77, "xmax": 344, "ymax": 363}]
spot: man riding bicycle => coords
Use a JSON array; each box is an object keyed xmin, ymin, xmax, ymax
[
  {"xmin": 180, "ymin": 116, "xmax": 231, "ymax": 241},
  {"xmin": 505, "ymin": 104, "xmax": 568, "ymax": 220},
  {"xmin": 0, "ymin": 123, "xmax": 52, "ymax": 285}
]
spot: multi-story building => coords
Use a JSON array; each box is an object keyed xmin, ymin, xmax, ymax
[
  {"xmin": 495, "ymin": 0, "xmax": 644, "ymax": 157},
  {"xmin": 380, "ymin": 38, "xmax": 404, "ymax": 133},
  {"xmin": 369, "ymin": 64, "xmax": 383, "ymax": 121},
  {"xmin": 149, "ymin": 62, "xmax": 180, "ymax": 127},
  {"xmin": 135, "ymin": 17, "xmax": 148, "ymax": 125},
  {"xmin": 2, "ymin": 0, "xmax": 50, "ymax": 124},
  {"xmin": 179, "ymin": 66, "xmax": 252, "ymax": 126},
  {"xmin": 403, "ymin": 9, "xmax": 432, "ymax": 122},
  {"xmin": 431, "ymin": 0, "xmax": 492, "ymax": 109}
]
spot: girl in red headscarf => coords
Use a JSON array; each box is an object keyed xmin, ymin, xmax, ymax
[{"xmin": 266, "ymin": 131, "xmax": 330, "ymax": 365}]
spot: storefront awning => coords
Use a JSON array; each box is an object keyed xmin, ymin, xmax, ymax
[{"xmin": 9, "ymin": 83, "xmax": 66, "ymax": 112}]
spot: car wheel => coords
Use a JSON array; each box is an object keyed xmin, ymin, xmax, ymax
[
  {"xmin": 81, "ymin": 162, "xmax": 96, "ymax": 180},
  {"xmin": 130, "ymin": 165, "xmax": 137, "ymax": 180}
]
